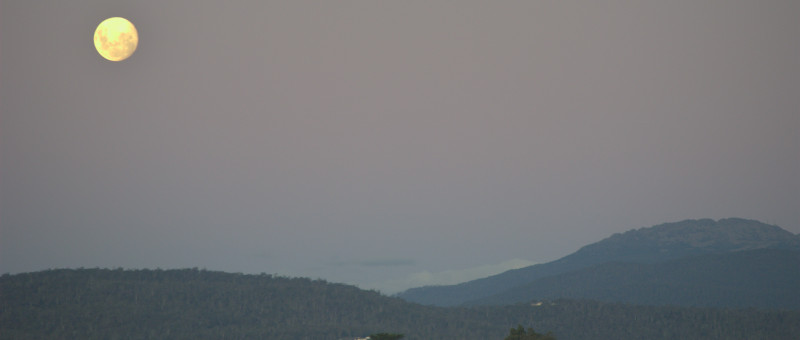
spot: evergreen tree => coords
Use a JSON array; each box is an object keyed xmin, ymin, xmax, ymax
[{"xmin": 504, "ymin": 325, "xmax": 556, "ymax": 340}]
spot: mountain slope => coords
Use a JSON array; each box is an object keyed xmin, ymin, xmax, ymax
[
  {"xmin": 468, "ymin": 248, "xmax": 800, "ymax": 308},
  {"xmin": 397, "ymin": 218, "xmax": 800, "ymax": 306},
  {"xmin": 3, "ymin": 268, "xmax": 800, "ymax": 339},
  {"xmin": 0, "ymin": 268, "xmax": 502, "ymax": 339}
]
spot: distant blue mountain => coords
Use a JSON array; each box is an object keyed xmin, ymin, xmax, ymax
[
  {"xmin": 468, "ymin": 248, "xmax": 800, "ymax": 309},
  {"xmin": 397, "ymin": 218, "xmax": 800, "ymax": 307}
]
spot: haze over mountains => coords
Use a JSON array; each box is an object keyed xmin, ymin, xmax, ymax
[
  {"xmin": 4, "ymin": 218, "xmax": 800, "ymax": 339},
  {"xmin": 397, "ymin": 218, "xmax": 800, "ymax": 308}
]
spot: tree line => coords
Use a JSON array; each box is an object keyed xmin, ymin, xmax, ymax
[{"xmin": 2, "ymin": 268, "xmax": 799, "ymax": 339}]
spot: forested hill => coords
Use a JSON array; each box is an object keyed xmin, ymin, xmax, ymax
[
  {"xmin": 3, "ymin": 268, "xmax": 800, "ymax": 339},
  {"xmin": 468, "ymin": 248, "xmax": 800, "ymax": 308},
  {"xmin": 397, "ymin": 218, "xmax": 800, "ymax": 306},
  {"xmin": 0, "ymin": 268, "xmax": 499, "ymax": 339}
]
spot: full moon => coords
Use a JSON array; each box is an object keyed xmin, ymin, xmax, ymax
[{"xmin": 94, "ymin": 17, "xmax": 138, "ymax": 61}]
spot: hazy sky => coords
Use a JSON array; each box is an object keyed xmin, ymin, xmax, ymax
[{"xmin": 2, "ymin": 1, "xmax": 798, "ymax": 293}]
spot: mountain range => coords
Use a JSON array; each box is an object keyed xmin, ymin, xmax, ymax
[
  {"xmin": 3, "ymin": 218, "xmax": 800, "ymax": 339},
  {"xmin": 3, "ymin": 268, "xmax": 800, "ymax": 339},
  {"xmin": 397, "ymin": 218, "xmax": 800, "ymax": 307}
]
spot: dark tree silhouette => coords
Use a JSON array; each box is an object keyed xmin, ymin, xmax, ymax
[{"xmin": 505, "ymin": 325, "xmax": 556, "ymax": 340}]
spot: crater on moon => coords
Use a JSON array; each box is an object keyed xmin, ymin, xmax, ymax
[{"xmin": 94, "ymin": 17, "xmax": 138, "ymax": 61}]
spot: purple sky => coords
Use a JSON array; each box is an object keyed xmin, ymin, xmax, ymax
[{"xmin": 2, "ymin": 0, "xmax": 798, "ymax": 293}]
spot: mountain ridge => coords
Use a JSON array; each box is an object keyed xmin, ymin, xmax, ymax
[
  {"xmin": 467, "ymin": 248, "xmax": 800, "ymax": 308},
  {"xmin": 3, "ymin": 268, "xmax": 800, "ymax": 339},
  {"xmin": 397, "ymin": 218, "xmax": 800, "ymax": 306}
]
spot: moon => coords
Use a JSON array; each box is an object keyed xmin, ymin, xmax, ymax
[{"xmin": 94, "ymin": 17, "xmax": 138, "ymax": 61}]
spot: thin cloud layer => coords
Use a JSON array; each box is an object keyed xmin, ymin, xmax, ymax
[{"xmin": 369, "ymin": 258, "xmax": 537, "ymax": 294}]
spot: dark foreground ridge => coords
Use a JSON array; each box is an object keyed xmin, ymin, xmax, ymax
[
  {"xmin": 2, "ymin": 268, "xmax": 800, "ymax": 339},
  {"xmin": 398, "ymin": 218, "xmax": 800, "ymax": 307}
]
